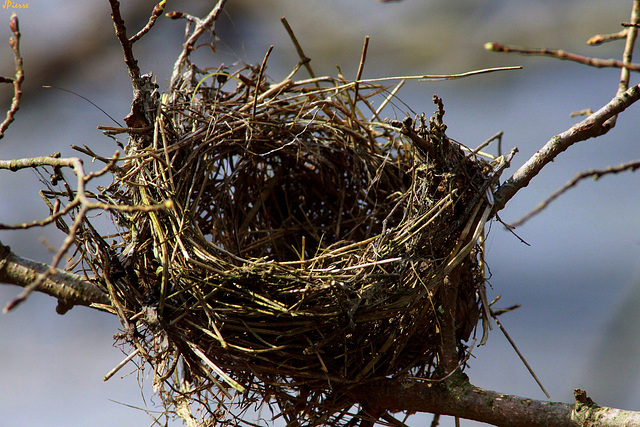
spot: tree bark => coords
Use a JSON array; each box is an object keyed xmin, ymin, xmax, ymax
[
  {"xmin": 0, "ymin": 241, "xmax": 109, "ymax": 314},
  {"xmin": 352, "ymin": 375, "xmax": 640, "ymax": 427}
]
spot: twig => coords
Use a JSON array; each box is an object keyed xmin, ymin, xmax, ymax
[
  {"xmin": 485, "ymin": 42, "xmax": 640, "ymax": 72},
  {"xmin": 587, "ymin": 29, "xmax": 628, "ymax": 45},
  {"xmin": 372, "ymin": 78, "xmax": 404, "ymax": 121},
  {"xmin": 491, "ymin": 311, "xmax": 550, "ymax": 398},
  {"xmin": 187, "ymin": 341, "xmax": 246, "ymax": 393},
  {"xmin": 103, "ymin": 348, "xmax": 140, "ymax": 381},
  {"xmin": 492, "ymin": 83, "xmax": 640, "ymax": 214},
  {"xmin": 109, "ymin": 0, "xmax": 142, "ymax": 89},
  {"xmin": 620, "ymin": 4, "xmax": 640, "ymax": 89},
  {"xmin": 251, "ymin": 45, "xmax": 274, "ymax": 120},
  {"xmin": 439, "ymin": 274, "xmax": 461, "ymax": 374},
  {"xmin": 0, "ymin": 154, "xmax": 171, "ymax": 311},
  {"xmin": 606, "ymin": 0, "xmax": 640, "ymax": 129},
  {"xmin": 353, "ymin": 35, "xmax": 370, "ymax": 111},
  {"xmin": 0, "ymin": 13, "xmax": 24, "ymax": 140},
  {"xmin": 513, "ymin": 159, "xmax": 640, "ymax": 226},
  {"xmin": 170, "ymin": 0, "xmax": 228, "ymax": 89},
  {"xmin": 416, "ymin": 66, "xmax": 522, "ymax": 81},
  {"xmin": 470, "ymin": 131, "xmax": 503, "ymax": 158},
  {"xmin": 259, "ymin": 66, "xmax": 520, "ymax": 111},
  {"xmin": 129, "ymin": 0, "xmax": 166, "ymax": 44},
  {"xmin": 280, "ymin": 17, "xmax": 318, "ymax": 82},
  {"xmin": 308, "ymin": 66, "xmax": 523, "ymax": 88}
]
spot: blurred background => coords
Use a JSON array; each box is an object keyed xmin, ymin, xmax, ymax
[{"xmin": 1, "ymin": 1, "xmax": 639, "ymax": 426}]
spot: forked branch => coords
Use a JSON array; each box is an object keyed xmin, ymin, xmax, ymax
[
  {"xmin": 169, "ymin": 0, "xmax": 228, "ymax": 89},
  {"xmin": 108, "ymin": 0, "xmax": 165, "ymax": 90},
  {"xmin": 0, "ymin": 154, "xmax": 170, "ymax": 313}
]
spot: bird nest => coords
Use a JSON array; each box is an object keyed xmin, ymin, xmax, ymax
[{"xmin": 57, "ymin": 61, "xmax": 505, "ymax": 425}]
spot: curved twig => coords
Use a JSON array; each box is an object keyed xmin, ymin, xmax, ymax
[
  {"xmin": 513, "ymin": 159, "xmax": 640, "ymax": 226},
  {"xmin": 485, "ymin": 42, "xmax": 640, "ymax": 72}
]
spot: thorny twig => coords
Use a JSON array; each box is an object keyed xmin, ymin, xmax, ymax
[{"xmin": 0, "ymin": 13, "xmax": 24, "ymax": 140}]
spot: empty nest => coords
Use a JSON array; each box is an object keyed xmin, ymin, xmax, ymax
[{"xmin": 57, "ymin": 60, "xmax": 506, "ymax": 425}]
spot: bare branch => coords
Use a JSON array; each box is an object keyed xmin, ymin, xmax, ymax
[
  {"xmin": 169, "ymin": 0, "xmax": 228, "ymax": 89},
  {"xmin": 109, "ymin": 0, "xmax": 142, "ymax": 89},
  {"xmin": 0, "ymin": 154, "xmax": 170, "ymax": 311},
  {"xmin": 587, "ymin": 29, "xmax": 628, "ymax": 45},
  {"xmin": 353, "ymin": 377, "xmax": 640, "ymax": 427},
  {"xmin": 0, "ymin": 13, "xmax": 24, "ymax": 140},
  {"xmin": 485, "ymin": 42, "xmax": 640, "ymax": 72},
  {"xmin": 617, "ymin": 0, "xmax": 639, "ymax": 94},
  {"xmin": 492, "ymin": 83, "xmax": 640, "ymax": 214},
  {"xmin": 605, "ymin": 0, "xmax": 639, "ymax": 129},
  {"xmin": 128, "ymin": 0, "xmax": 166, "ymax": 44},
  {"xmin": 514, "ymin": 159, "xmax": 640, "ymax": 226},
  {"xmin": 280, "ymin": 17, "xmax": 318, "ymax": 81},
  {"xmin": 0, "ymin": 242, "xmax": 110, "ymax": 314}
]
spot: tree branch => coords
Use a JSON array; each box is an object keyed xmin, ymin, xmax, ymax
[
  {"xmin": 492, "ymin": 83, "xmax": 640, "ymax": 214},
  {"xmin": 485, "ymin": 42, "xmax": 640, "ymax": 72},
  {"xmin": 0, "ymin": 154, "xmax": 170, "ymax": 312},
  {"xmin": 353, "ymin": 376, "xmax": 640, "ymax": 427},
  {"xmin": 169, "ymin": 0, "xmax": 228, "ymax": 89},
  {"xmin": 513, "ymin": 158, "xmax": 640, "ymax": 226},
  {"xmin": 109, "ymin": 0, "xmax": 141, "ymax": 88},
  {"xmin": 0, "ymin": 13, "xmax": 24, "ymax": 140},
  {"xmin": 0, "ymin": 242, "xmax": 110, "ymax": 314}
]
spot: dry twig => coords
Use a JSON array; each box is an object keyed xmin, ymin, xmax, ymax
[
  {"xmin": 513, "ymin": 159, "xmax": 640, "ymax": 226},
  {"xmin": 0, "ymin": 13, "xmax": 24, "ymax": 140},
  {"xmin": 493, "ymin": 83, "xmax": 640, "ymax": 214},
  {"xmin": 485, "ymin": 42, "xmax": 640, "ymax": 72},
  {"xmin": 0, "ymin": 154, "xmax": 170, "ymax": 312},
  {"xmin": 169, "ymin": 0, "xmax": 228, "ymax": 89}
]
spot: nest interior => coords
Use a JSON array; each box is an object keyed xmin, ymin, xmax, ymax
[{"xmin": 59, "ymin": 62, "xmax": 504, "ymax": 425}]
